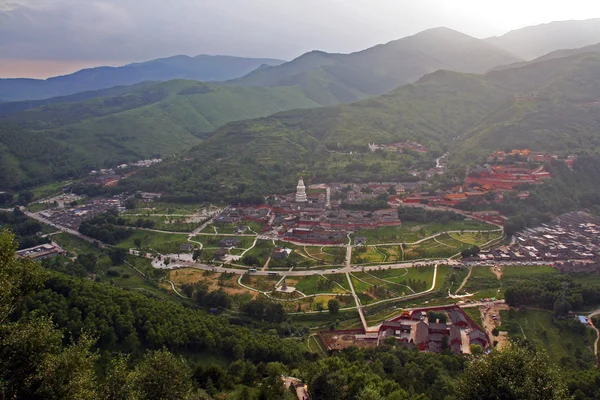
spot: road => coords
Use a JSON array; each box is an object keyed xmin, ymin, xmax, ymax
[{"xmin": 588, "ymin": 309, "xmax": 600, "ymax": 358}]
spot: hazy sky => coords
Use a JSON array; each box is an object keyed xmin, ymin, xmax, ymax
[{"xmin": 1, "ymin": 0, "xmax": 600, "ymax": 78}]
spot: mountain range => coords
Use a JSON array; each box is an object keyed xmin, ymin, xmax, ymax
[
  {"xmin": 120, "ymin": 52, "xmax": 600, "ymax": 201},
  {"xmin": 3, "ymin": 19, "xmax": 600, "ymax": 192},
  {"xmin": 224, "ymin": 27, "xmax": 521, "ymax": 105},
  {"xmin": 0, "ymin": 55, "xmax": 286, "ymax": 103}
]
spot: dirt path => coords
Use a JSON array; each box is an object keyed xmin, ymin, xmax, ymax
[
  {"xmin": 588, "ymin": 310, "xmax": 600, "ymax": 358},
  {"xmin": 490, "ymin": 265, "xmax": 503, "ymax": 279},
  {"xmin": 455, "ymin": 266, "xmax": 472, "ymax": 294},
  {"xmin": 261, "ymin": 256, "xmax": 271, "ymax": 271},
  {"xmin": 481, "ymin": 303, "xmax": 510, "ymax": 349}
]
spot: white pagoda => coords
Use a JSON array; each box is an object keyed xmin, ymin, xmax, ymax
[{"xmin": 295, "ymin": 177, "xmax": 308, "ymax": 203}]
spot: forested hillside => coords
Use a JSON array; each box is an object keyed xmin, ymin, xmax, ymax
[
  {"xmin": 2, "ymin": 229, "xmax": 593, "ymax": 399},
  {"xmin": 0, "ymin": 80, "xmax": 321, "ymax": 189}
]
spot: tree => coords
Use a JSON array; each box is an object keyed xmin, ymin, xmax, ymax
[
  {"xmin": 328, "ymin": 299, "xmax": 340, "ymax": 314},
  {"xmin": 316, "ymin": 303, "xmax": 324, "ymax": 312},
  {"xmin": 108, "ymin": 248, "xmax": 127, "ymax": 266},
  {"xmin": 455, "ymin": 345, "xmax": 567, "ymax": 400},
  {"xmin": 192, "ymin": 249, "xmax": 203, "ymax": 261},
  {"xmin": 134, "ymin": 238, "xmax": 142, "ymax": 248},
  {"xmin": 553, "ymin": 298, "xmax": 572, "ymax": 318},
  {"xmin": 0, "ymin": 317, "xmax": 98, "ymax": 400},
  {"xmin": 100, "ymin": 355, "xmax": 136, "ymax": 400},
  {"xmin": 0, "ymin": 229, "xmax": 47, "ymax": 322},
  {"xmin": 470, "ymin": 344, "xmax": 483, "ymax": 356},
  {"xmin": 461, "ymin": 249, "xmax": 473, "ymax": 259},
  {"xmin": 134, "ymin": 349, "xmax": 193, "ymax": 400}
]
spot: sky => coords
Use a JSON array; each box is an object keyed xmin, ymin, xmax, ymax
[{"xmin": 1, "ymin": 0, "xmax": 600, "ymax": 78}]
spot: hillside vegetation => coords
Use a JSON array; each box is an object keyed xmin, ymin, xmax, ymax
[
  {"xmin": 0, "ymin": 80, "xmax": 321, "ymax": 189},
  {"xmin": 225, "ymin": 27, "xmax": 521, "ymax": 105},
  {"xmin": 123, "ymin": 53, "xmax": 600, "ymax": 202}
]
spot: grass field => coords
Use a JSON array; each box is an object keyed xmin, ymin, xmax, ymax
[
  {"xmin": 53, "ymin": 232, "xmax": 102, "ymax": 256},
  {"xmin": 120, "ymin": 215, "xmax": 200, "ymax": 233},
  {"xmin": 462, "ymin": 266, "xmax": 503, "ymax": 299},
  {"xmin": 502, "ymin": 265, "xmax": 558, "ymax": 278},
  {"xmin": 500, "ymin": 308, "xmax": 597, "ymax": 364},
  {"xmin": 354, "ymin": 220, "xmax": 497, "ymax": 245},
  {"xmin": 287, "ymin": 274, "xmax": 351, "ymax": 295},
  {"xmin": 351, "ymin": 247, "xmax": 386, "ymax": 263},
  {"xmin": 118, "ymin": 230, "xmax": 189, "ymax": 254}
]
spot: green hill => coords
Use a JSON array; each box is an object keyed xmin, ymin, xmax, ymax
[
  {"xmin": 0, "ymin": 80, "xmax": 321, "ymax": 189},
  {"xmin": 122, "ymin": 53, "xmax": 600, "ymax": 201},
  {"xmin": 224, "ymin": 28, "xmax": 521, "ymax": 105},
  {"xmin": 459, "ymin": 53, "xmax": 600, "ymax": 160}
]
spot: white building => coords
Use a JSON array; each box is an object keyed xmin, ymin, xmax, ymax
[{"xmin": 296, "ymin": 178, "xmax": 308, "ymax": 203}]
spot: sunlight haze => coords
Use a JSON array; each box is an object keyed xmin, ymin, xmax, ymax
[{"xmin": 0, "ymin": 0, "xmax": 599, "ymax": 77}]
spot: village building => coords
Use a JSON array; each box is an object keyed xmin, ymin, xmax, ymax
[{"xmin": 16, "ymin": 243, "xmax": 66, "ymax": 260}]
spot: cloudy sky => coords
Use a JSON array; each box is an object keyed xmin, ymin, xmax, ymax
[{"xmin": 1, "ymin": 0, "xmax": 600, "ymax": 78}]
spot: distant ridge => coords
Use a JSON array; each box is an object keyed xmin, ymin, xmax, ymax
[
  {"xmin": 0, "ymin": 55, "xmax": 286, "ymax": 102},
  {"xmin": 486, "ymin": 18, "xmax": 600, "ymax": 60},
  {"xmin": 490, "ymin": 42, "xmax": 600, "ymax": 72}
]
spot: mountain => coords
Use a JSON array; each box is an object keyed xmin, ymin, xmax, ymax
[
  {"xmin": 460, "ymin": 53, "xmax": 600, "ymax": 157},
  {"xmin": 490, "ymin": 42, "xmax": 600, "ymax": 72},
  {"xmin": 0, "ymin": 55, "xmax": 286, "ymax": 103},
  {"xmin": 485, "ymin": 19, "xmax": 600, "ymax": 60},
  {"xmin": 121, "ymin": 53, "xmax": 600, "ymax": 202},
  {"xmin": 0, "ymin": 80, "xmax": 321, "ymax": 189},
  {"xmin": 223, "ymin": 27, "xmax": 522, "ymax": 105}
]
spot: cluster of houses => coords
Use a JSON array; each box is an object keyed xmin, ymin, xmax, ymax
[
  {"xmin": 39, "ymin": 197, "xmax": 122, "ymax": 230},
  {"xmin": 320, "ymin": 307, "xmax": 490, "ymax": 354},
  {"xmin": 470, "ymin": 211, "xmax": 600, "ymax": 263},
  {"xmin": 378, "ymin": 308, "xmax": 489, "ymax": 353}
]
